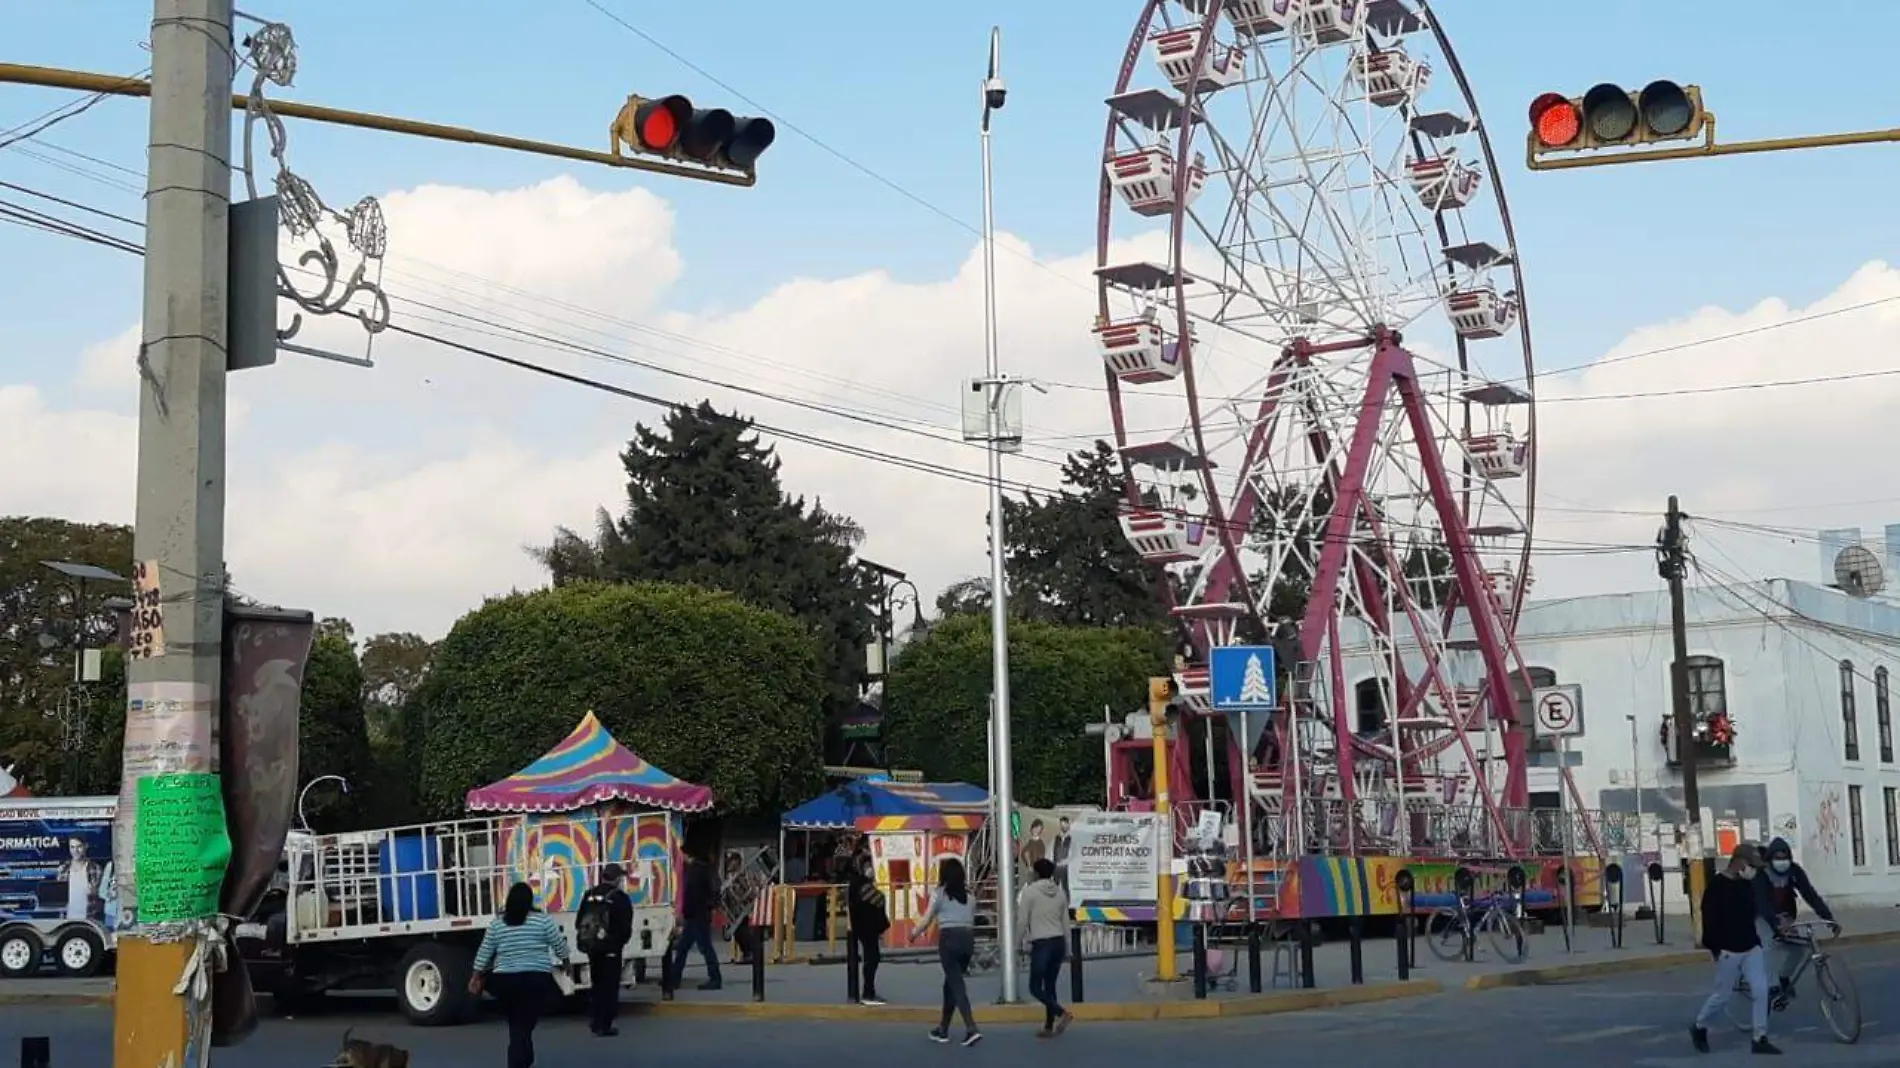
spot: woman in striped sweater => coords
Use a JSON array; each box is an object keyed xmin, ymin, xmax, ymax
[{"xmin": 472, "ymin": 881, "xmax": 569, "ymax": 1068}]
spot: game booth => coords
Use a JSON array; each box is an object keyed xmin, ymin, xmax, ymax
[
  {"xmin": 777, "ymin": 779, "xmax": 988, "ymax": 948},
  {"xmin": 465, "ymin": 711, "xmax": 714, "ymax": 915}
]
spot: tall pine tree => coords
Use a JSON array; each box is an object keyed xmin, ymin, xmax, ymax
[
  {"xmin": 532, "ymin": 401, "xmax": 878, "ymax": 724},
  {"xmin": 996, "ymin": 441, "xmax": 1171, "ymax": 629}
]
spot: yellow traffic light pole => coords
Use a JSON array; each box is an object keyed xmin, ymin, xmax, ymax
[
  {"xmin": 1529, "ymin": 112, "xmax": 1900, "ymax": 171},
  {"xmin": 0, "ymin": 62, "xmax": 755, "ymax": 187},
  {"xmin": 1147, "ymin": 677, "xmax": 1178, "ymax": 982}
]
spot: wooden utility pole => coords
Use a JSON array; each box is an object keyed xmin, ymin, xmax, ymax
[{"xmin": 1659, "ymin": 495, "xmax": 1708, "ymax": 939}]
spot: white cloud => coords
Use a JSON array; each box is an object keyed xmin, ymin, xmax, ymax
[{"xmin": 7, "ymin": 173, "xmax": 1898, "ymax": 637}]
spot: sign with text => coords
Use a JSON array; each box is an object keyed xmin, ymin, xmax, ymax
[
  {"xmin": 1066, "ymin": 811, "xmax": 1160, "ymax": 906},
  {"xmin": 134, "ymin": 772, "xmax": 231, "ymax": 924},
  {"xmin": 128, "ymin": 560, "xmax": 165, "ymax": 661}
]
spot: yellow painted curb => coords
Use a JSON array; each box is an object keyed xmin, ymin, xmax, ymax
[
  {"xmin": 640, "ymin": 979, "xmax": 1443, "ymax": 1022},
  {"xmin": 1464, "ymin": 929, "xmax": 1900, "ymax": 990}
]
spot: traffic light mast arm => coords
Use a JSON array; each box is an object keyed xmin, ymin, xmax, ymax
[
  {"xmin": 0, "ymin": 62, "xmax": 755, "ymax": 187},
  {"xmin": 1529, "ymin": 110, "xmax": 1900, "ymax": 171}
]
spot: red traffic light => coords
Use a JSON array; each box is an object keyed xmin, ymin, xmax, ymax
[
  {"xmin": 632, "ymin": 94, "xmax": 691, "ymax": 152},
  {"xmin": 1528, "ymin": 92, "xmax": 1581, "ymax": 148}
]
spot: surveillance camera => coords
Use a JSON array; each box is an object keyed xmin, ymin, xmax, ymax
[{"xmin": 983, "ymin": 77, "xmax": 1007, "ymax": 111}]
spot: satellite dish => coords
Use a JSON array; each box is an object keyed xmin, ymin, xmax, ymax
[{"xmin": 1834, "ymin": 544, "xmax": 1886, "ymax": 598}]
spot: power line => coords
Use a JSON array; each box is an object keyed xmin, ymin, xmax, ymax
[{"xmin": 1537, "ymin": 293, "xmax": 1900, "ymax": 378}]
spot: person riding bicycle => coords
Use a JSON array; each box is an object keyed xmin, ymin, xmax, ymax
[{"xmin": 1753, "ymin": 836, "xmax": 1836, "ymax": 1001}]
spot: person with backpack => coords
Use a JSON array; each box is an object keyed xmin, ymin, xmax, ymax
[
  {"xmin": 844, "ymin": 851, "xmax": 890, "ymax": 1006},
  {"xmin": 576, "ymin": 863, "xmax": 634, "ymax": 1037}
]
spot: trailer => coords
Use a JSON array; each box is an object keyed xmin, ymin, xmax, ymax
[
  {"xmin": 238, "ymin": 810, "xmax": 684, "ymax": 1025},
  {"xmin": 0, "ymin": 795, "xmax": 117, "ymax": 979}
]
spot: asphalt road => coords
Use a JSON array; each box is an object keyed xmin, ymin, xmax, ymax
[{"xmin": 11, "ymin": 946, "xmax": 1900, "ymax": 1067}]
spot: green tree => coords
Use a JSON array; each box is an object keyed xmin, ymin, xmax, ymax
[
  {"xmin": 1001, "ymin": 441, "xmax": 1171, "ymax": 629},
  {"xmin": 359, "ymin": 631, "xmax": 436, "ymax": 743},
  {"xmin": 410, "ymin": 581, "xmax": 827, "ymax": 818},
  {"xmin": 0, "ymin": 517, "xmax": 134, "ymax": 795},
  {"xmin": 299, "ymin": 627, "xmax": 374, "ymax": 828},
  {"xmin": 530, "ymin": 402, "xmax": 878, "ymax": 724},
  {"xmin": 884, "ymin": 613, "xmax": 1169, "ymax": 807}
]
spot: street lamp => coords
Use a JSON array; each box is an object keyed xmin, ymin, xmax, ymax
[
  {"xmin": 977, "ymin": 24, "xmax": 1022, "ymax": 1004},
  {"xmin": 297, "ymin": 774, "xmax": 351, "ymax": 833},
  {"xmin": 859, "ymin": 559, "xmax": 927, "ymax": 771}
]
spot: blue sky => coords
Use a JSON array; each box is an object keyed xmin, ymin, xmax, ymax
[
  {"xmin": 6, "ymin": 1, "xmax": 1900, "ymax": 635},
  {"xmin": 9, "ymin": 0, "xmax": 1900, "ymax": 381}
]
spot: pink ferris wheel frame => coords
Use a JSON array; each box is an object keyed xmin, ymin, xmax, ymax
[{"xmin": 1093, "ymin": 0, "xmax": 1602, "ymax": 866}]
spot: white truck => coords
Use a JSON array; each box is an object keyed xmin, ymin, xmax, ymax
[
  {"xmin": 237, "ymin": 811, "xmax": 682, "ymax": 1025},
  {"xmin": 0, "ymin": 795, "xmax": 117, "ymax": 979}
]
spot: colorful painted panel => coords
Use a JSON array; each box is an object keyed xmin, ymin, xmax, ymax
[
  {"xmin": 602, "ymin": 807, "xmax": 678, "ymax": 909},
  {"xmin": 856, "ymin": 814, "xmax": 983, "ymax": 833},
  {"xmin": 501, "ymin": 811, "xmax": 600, "ymax": 913}
]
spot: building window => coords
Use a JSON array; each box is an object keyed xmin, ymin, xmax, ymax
[
  {"xmin": 1513, "ymin": 667, "xmax": 1559, "ymax": 752},
  {"xmin": 1842, "ymin": 660, "xmax": 1861, "ymax": 762},
  {"xmin": 1879, "ymin": 667, "xmax": 1893, "ymax": 764},
  {"xmin": 1885, "ymin": 787, "xmax": 1900, "ymax": 866},
  {"xmin": 1354, "ymin": 678, "xmax": 1389, "ymax": 735},
  {"xmin": 1849, "ymin": 785, "xmax": 1867, "ymax": 867},
  {"xmin": 1685, "ymin": 655, "xmax": 1725, "ymax": 718}
]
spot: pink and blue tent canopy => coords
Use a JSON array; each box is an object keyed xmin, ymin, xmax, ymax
[{"xmin": 465, "ymin": 711, "xmax": 714, "ymax": 814}]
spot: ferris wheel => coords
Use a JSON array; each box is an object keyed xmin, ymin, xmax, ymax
[{"xmin": 1093, "ymin": 0, "xmax": 1568, "ymax": 857}]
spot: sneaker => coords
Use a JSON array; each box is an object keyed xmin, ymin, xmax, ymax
[
  {"xmin": 1751, "ymin": 1037, "xmax": 1782, "ymax": 1055},
  {"xmin": 927, "ymin": 1029, "xmax": 950, "ymax": 1044},
  {"xmin": 1035, "ymin": 1029, "xmax": 1053, "ymax": 1040},
  {"xmin": 1690, "ymin": 1025, "xmax": 1710, "ymax": 1053},
  {"xmin": 1054, "ymin": 1011, "xmax": 1073, "ymax": 1035},
  {"xmin": 961, "ymin": 1032, "xmax": 983, "ymax": 1047},
  {"xmin": 593, "ymin": 1026, "xmax": 620, "ymax": 1037},
  {"xmin": 860, "ymin": 996, "xmax": 887, "ymax": 1007},
  {"xmin": 698, "ymin": 980, "xmax": 723, "ymax": 991}
]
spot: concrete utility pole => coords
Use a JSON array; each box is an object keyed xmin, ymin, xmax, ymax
[
  {"xmin": 1658, "ymin": 495, "xmax": 1708, "ymax": 940},
  {"xmin": 115, "ymin": 2, "xmax": 233, "ymax": 1066}
]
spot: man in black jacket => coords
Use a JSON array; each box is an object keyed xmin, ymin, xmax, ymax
[
  {"xmin": 663, "ymin": 849, "xmax": 723, "ymax": 998},
  {"xmin": 1691, "ymin": 844, "xmax": 1780, "ymax": 1055},
  {"xmin": 579, "ymin": 863, "xmax": 635, "ymax": 1037}
]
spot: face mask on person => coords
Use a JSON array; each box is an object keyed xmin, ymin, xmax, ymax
[{"xmin": 1771, "ymin": 859, "xmax": 1791, "ymax": 874}]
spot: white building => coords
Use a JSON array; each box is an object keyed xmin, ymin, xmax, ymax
[{"xmin": 1506, "ymin": 577, "xmax": 1900, "ymax": 905}]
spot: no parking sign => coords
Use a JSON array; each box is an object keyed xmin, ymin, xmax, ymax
[{"xmin": 1531, "ymin": 684, "xmax": 1583, "ymax": 738}]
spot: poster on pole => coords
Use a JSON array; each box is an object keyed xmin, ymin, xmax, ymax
[{"xmin": 1066, "ymin": 811, "xmax": 1160, "ymax": 906}]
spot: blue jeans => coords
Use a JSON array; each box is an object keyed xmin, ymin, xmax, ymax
[
  {"xmin": 1028, "ymin": 936, "xmax": 1066, "ymax": 1028},
  {"xmin": 666, "ymin": 916, "xmax": 722, "ymax": 989}
]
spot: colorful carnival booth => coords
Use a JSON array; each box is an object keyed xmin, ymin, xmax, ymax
[
  {"xmin": 465, "ymin": 711, "xmax": 713, "ymax": 915},
  {"xmin": 775, "ymin": 780, "xmax": 988, "ymax": 949}
]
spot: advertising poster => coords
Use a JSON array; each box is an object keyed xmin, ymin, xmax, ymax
[
  {"xmin": 0, "ymin": 802, "xmax": 117, "ymax": 928},
  {"xmin": 1066, "ymin": 811, "xmax": 1159, "ymax": 906}
]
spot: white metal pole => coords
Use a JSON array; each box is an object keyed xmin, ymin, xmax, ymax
[
  {"xmin": 1102, "ymin": 704, "xmax": 1114, "ymax": 807},
  {"xmin": 1238, "ymin": 708, "xmax": 1256, "ymax": 923},
  {"xmin": 1627, "ymin": 713, "xmax": 1644, "ymax": 859},
  {"xmin": 979, "ymin": 25, "xmax": 1021, "ymax": 1003}
]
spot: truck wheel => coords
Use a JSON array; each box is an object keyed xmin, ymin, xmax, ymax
[
  {"xmin": 396, "ymin": 942, "xmax": 473, "ymax": 1027},
  {"xmin": 0, "ymin": 928, "xmax": 44, "ymax": 978},
  {"xmin": 54, "ymin": 927, "xmax": 106, "ymax": 978}
]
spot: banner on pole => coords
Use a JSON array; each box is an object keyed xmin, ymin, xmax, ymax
[{"xmin": 1066, "ymin": 811, "xmax": 1160, "ymax": 905}]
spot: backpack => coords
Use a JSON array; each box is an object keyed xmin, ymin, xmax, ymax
[{"xmin": 575, "ymin": 889, "xmax": 612, "ymax": 954}]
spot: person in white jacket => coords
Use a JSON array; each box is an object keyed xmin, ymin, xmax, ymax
[{"xmin": 1017, "ymin": 857, "xmax": 1074, "ymax": 1037}]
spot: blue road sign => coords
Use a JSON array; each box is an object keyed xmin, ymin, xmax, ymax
[{"xmin": 1209, "ymin": 645, "xmax": 1277, "ymax": 712}]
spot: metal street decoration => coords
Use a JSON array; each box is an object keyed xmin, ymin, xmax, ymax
[{"xmin": 238, "ymin": 20, "xmax": 389, "ymax": 347}]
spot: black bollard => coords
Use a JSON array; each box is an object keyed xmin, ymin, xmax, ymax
[
  {"xmin": 1648, "ymin": 861, "xmax": 1666, "ymax": 945},
  {"xmin": 844, "ymin": 923, "xmax": 860, "ymax": 1003},
  {"xmin": 1070, "ymin": 925, "xmax": 1085, "ymax": 1004},
  {"xmin": 1556, "ymin": 866, "xmax": 1573, "ymax": 952},
  {"xmin": 1348, "ymin": 917, "xmax": 1364, "ymax": 985},
  {"xmin": 1247, "ymin": 923, "xmax": 1263, "ymax": 993},
  {"xmin": 1192, "ymin": 924, "xmax": 1209, "ymax": 1000},
  {"xmin": 21, "ymin": 1037, "xmax": 49, "ymax": 1068},
  {"xmin": 1298, "ymin": 921, "xmax": 1317, "ymax": 989},
  {"xmin": 1457, "ymin": 868, "xmax": 1479, "ymax": 962},
  {"xmin": 1395, "ymin": 869, "xmax": 1416, "ymax": 978},
  {"xmin": 1604, "ymin": 863, "xmax": 1625, "ymax": 950},
  {"xmin": 752, "ymin": 935, "xmax": 767, "ymax": 1002}
]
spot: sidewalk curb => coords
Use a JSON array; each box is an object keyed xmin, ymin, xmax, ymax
[
  {"xmin": 1464, "ymin": 929, "xmax": 1900, "ymax": 990},
  {"xmin": 638, "ymin": 978, "xmax": 1444, "ymax": 1022},
  {"xmin": 0, "ymin": 991, "xmax": 114, "ymax": 1008}
]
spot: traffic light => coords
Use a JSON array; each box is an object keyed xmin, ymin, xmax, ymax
[
  {"xmin": 611, "ymin": 93, "xmax": 777, "ymax": 172},
  {"xmin": 1527, "ymin": 80, "xmax": 1706, "ymax": 159}
]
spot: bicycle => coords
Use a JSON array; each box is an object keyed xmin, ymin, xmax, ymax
[
  {"xmin": 1724, "ymin": 920, "xmax": 1860, "ymax": 1044},
  {"xmin": 1424, "ymin": 892, "xmax": 1525, "ymax": 964}
]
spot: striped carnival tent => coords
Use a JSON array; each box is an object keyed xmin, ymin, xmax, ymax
[{"xmin": 466, "ymin": 710, "xmax": 713, "ymax": 814}]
